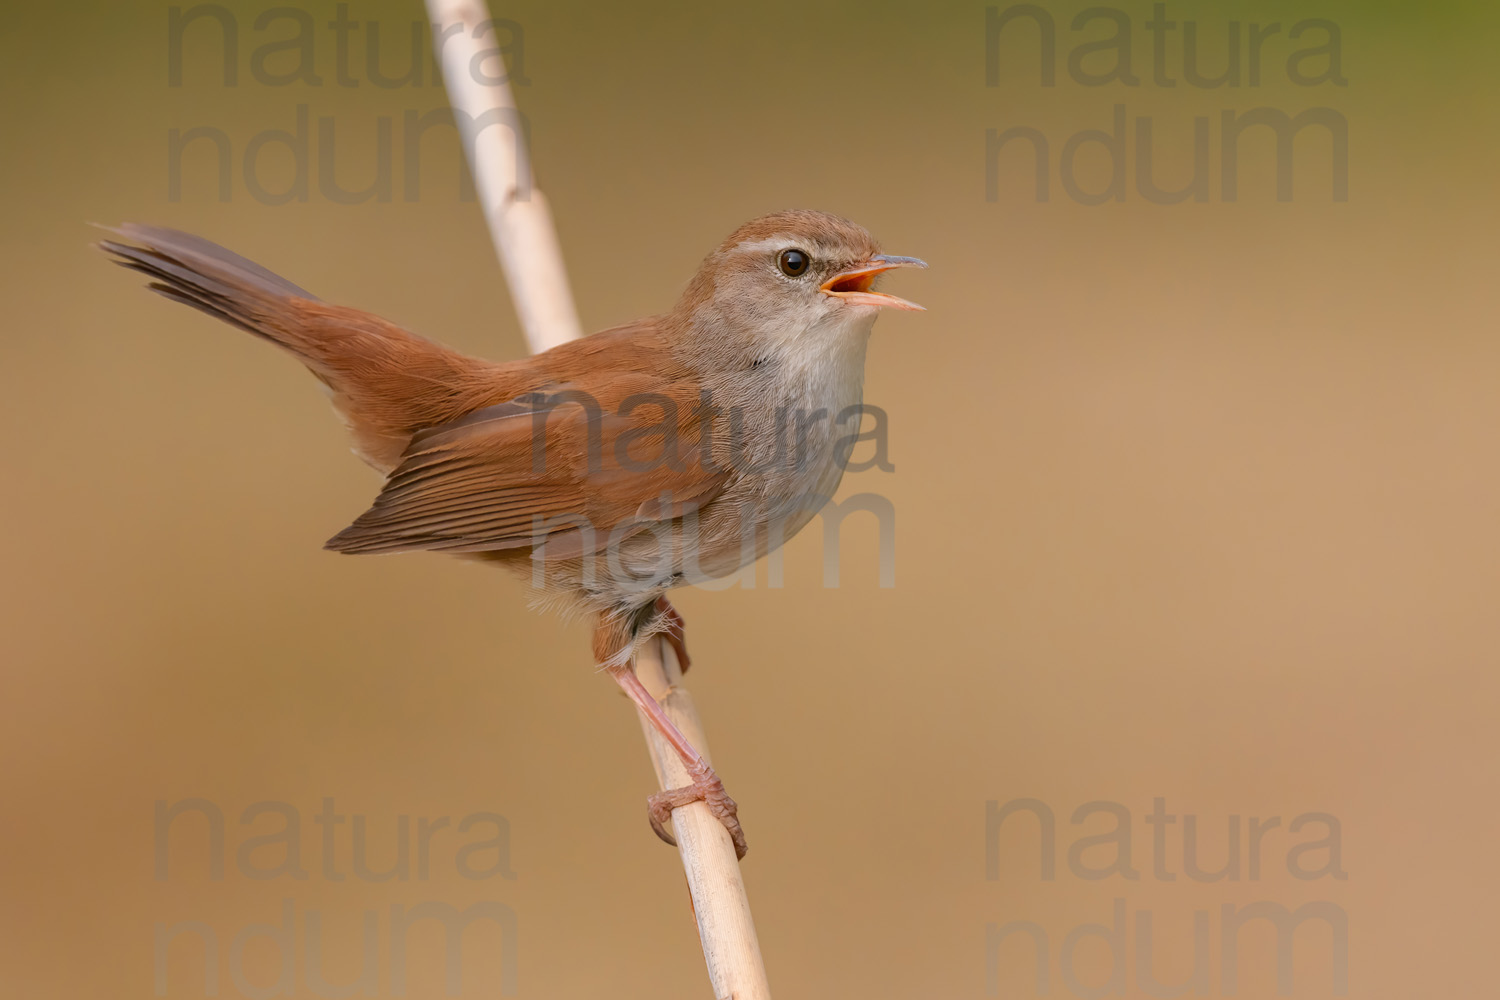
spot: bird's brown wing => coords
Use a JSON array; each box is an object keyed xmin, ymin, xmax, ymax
[{"xmin": 324, "ymin": 374, "xmax": 728, "ymax": 557}]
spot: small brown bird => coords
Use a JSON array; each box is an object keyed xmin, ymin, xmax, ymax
[{"xmin": 100, "ymin": 211, "xmax": 924, "ymax": 858}]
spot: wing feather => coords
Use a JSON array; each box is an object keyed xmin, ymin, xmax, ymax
[{"xmin": 325, "ymin": 380, "xmax": 727, "ymax": 557}]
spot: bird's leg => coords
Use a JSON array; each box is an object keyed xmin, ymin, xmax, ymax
[
  {"xmin": 606, "ymin": 661, "xmax": 747, "ymax": 859},
  {"xmin": 653, "ymin": 595, "xmax": 691, "ymax": 673}
]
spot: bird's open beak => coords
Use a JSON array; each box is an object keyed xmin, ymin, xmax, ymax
[{"xmin": 821, "ymin": 254, "xmax": 927, "ymax": 311}]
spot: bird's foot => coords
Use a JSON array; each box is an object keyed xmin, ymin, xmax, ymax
[{"xmin": 647, "ymin": 759, "xmax": 747, "ymax": 860}]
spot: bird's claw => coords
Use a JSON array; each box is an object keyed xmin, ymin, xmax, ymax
[{"xmin": 646, "ymin": 765, "xmax": 747, "ymax": 860}]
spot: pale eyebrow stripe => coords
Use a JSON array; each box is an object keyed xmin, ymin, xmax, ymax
[{"xmin": 731, "ymin": 235, "xmax": 833, "ymax": 257}]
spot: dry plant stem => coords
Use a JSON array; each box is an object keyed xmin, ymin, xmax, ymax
[
  {"xmin": 634, "ymin": 638, "xmax": 771, "ymax": 1000},
  {"xmin": 424, "ymin": 1, "xmax": 771, "ymax": 996},
  {"xmin": 427, "ymin": 0, "xmax": 581, "ymax": 351}
]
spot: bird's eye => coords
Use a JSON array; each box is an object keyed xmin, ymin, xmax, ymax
[{"xmin": 777, "ymin": 248, "xmax": 811, "ymax": 278}]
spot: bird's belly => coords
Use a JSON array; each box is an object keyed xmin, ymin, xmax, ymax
[
  {"xmin": 553, "ymin": 338, "xmax": 871, "ymax": 607},
  {"xmin": 520, "ymin": 436, "xmax": 853, "ymax": 617},
  {"xmin": 644, "ymin": 393, "xmax": 860, "ymax": 585}
]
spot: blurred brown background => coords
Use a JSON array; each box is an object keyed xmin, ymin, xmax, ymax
[{"xmin": 2, "ymin": 1, "xmax": 1497, "ymax": 997}]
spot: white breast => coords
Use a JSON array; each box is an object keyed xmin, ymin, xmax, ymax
[{"xmin": 757, "ymin": 312, "xmax": 875, "ymax": 541}]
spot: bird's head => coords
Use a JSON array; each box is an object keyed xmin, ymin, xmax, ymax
[{"xmin": 671, "ymin": 210, "xmax": 925, "ymax": 365}]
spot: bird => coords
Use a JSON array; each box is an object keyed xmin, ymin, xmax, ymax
[{"xmin": 99, "ymin": 210, "xmax": 925, "ymax": 859}]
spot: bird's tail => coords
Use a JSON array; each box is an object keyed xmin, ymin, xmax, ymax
[
  {"xmin": 97, "ymin": 223, "xmax": 320, "ymax": 348},
  {"xmin": 97, "ymin": 224, "xmax": 508, "ymax": 472}
]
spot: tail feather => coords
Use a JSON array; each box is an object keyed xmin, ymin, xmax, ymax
[
  {"xmin": 135, "ymin": 279, "xmax": 265, "ymax": 338},
  {"xmin": 99, "ymin": 223, "xmax": 315, "ymax": 299},
  {"xmin": 97, "ymin": 223, "xmax": 517, "ymax": 473},
  {"xmin": 97, "ymin": 224, "xmax": 316, "ymax": 345}
]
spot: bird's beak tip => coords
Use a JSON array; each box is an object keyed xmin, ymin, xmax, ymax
[{"xmin": 872, "ymin": 254, "xmax": 928, "ymax": 270}]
